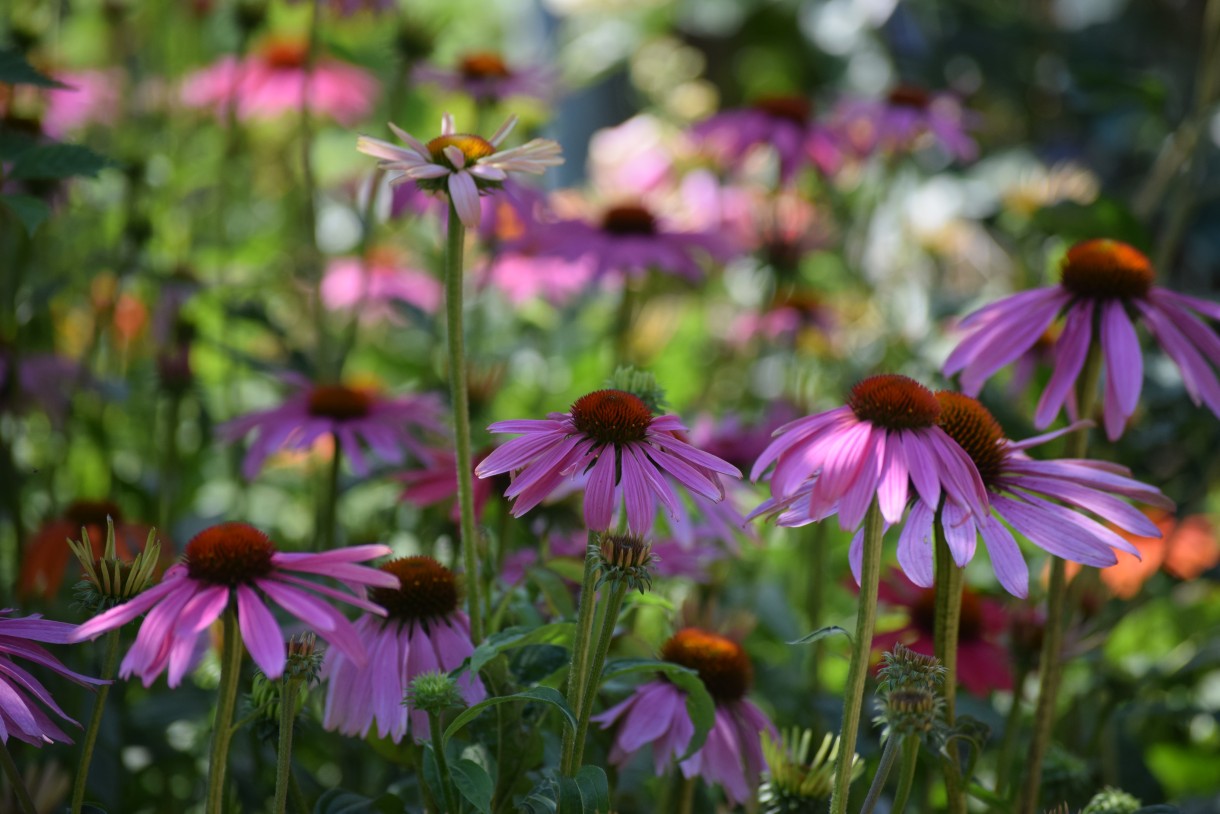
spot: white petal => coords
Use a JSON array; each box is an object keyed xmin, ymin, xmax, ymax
[
  {"xmin": 387, "ymin": 122, "xmax": 430, "ymax": 157},
  {"xmin": 448, "ymin": 171, "xmax": 481, "ymax": 228},
  {"xmin": 489, "ymin": 115, "xmax": 519, "ymax": 147},
  {"xmin": 443, "ymin": 145, "xmax": 466, "ymax": 170}
]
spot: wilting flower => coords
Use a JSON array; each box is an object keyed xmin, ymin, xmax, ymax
[
  {"xmin": 871, "ymin": 569, "xmax": 1012, "ymax": 695},
  {"xmin": 834, "ymin": 85, "xmax": 977, "ymax": 162},
  {"xmin": 180, "ymin": 37, "xmax": 379, "ymax": 125},
  {"xmin": 945, "ymin": 239, "xmax": 1220, "ymax": 439},
  {"xmin": 903, "ymin": 392, "xmax": 1172, "ymax": 597},
  {"xmin": 321, "ymin": 556, "xmax": 484, "ymax": 742},
  {"xmin": 0, "ymin": 611, "xmax": 106, "ymax": 746},
  {"xmin": 42, "ymin": 69, "xmax": 121, "ymax": 138},
  {"xmin": 1066, "ymin": 511, "xmax": 1219, "ymax": 599},
  {"xmin": 70, "ymin": 523, "xmax": 396, "ymax": 686},
  {"xmin": 594, "ymin": 628, "xmax": 776, "ymax": 805},
  {"xmin": 750, "ymin": 375, "xmax": 990, "ymax": 545},
  {"xmin": 538, "ymin": 202, "xmax": 735, "ymax": 282},
  {"xmin": 19, "ymin": 499, "xmax": 150, "ymax": 600},
  {"xmin": 476, "ymin": 389, "xmax": 741, "ymax": 534},
  {"xmin": 414, "ymin": 51, "xmax": 553, "ymax": 104},
  {"xmin": 692, "ymin": 95, "xmax": 841, "ymax": 183},
  {"xmin": 219, "ymin": 376, "xmax": 443, "ymax": 479},
  {"xmin": 321, "ymin": 249, "xmax": 442, "ymax": 325},
  {"xmin": 357, "ymin": 113, "xmax": 563, "ymax": 228}
]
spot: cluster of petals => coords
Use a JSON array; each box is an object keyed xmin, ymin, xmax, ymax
[
  {"xmin": 833, "ymin": 88, "xmax": 977, "ymax": 161},
  {"xmin": 219, "ymin": 374, "xmax": 443, "ymax": 479},
  {"xmin": 357, "ymin": 114, "xmax": 563, "ymax": 228},
  {"xmin": 691, "ymin": 98, "xmax": 841, "ymax": 183},
  {"xmin": 1, "ymin": 611, "xmax": 106, "ymax": 746},
  {"xmin": 321, "ymin": 252, "xmax": 442, "ymax": 325},
  {"xmin": 321, "ymin": 611, "xmax": 484, "ymax": 743},
  {"xmin": 593, "ymin": 679, "xmax": 775, "ymax": 804},
  {"xmin": 413, "ymin": 53, "xmax": 554, "ymax": 104},
  {"xmin": 945, "ymin": 240, "xmax": 1220, "ymax": 440},
  {"xmin": 70, "ymin": 528, "xmax": 397, "ymax": 686},
  {"xmin": 476, "ymin": 396, "xmax": 741, "ymax": 535}
]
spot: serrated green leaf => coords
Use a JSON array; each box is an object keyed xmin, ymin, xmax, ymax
[
  {"xmin": 599, "ymin": 659, "xmax": 715, "ymax": 760},
  {"xmin": 1, "ymin": 194, "xmax": 51, "ymax": 235},
  {"xmin": 467, "ymin": 622, "xmax": 573, "ymax": 675},
  {"xmin": 450, "ymin": 758, "xmax": 493, "ymax": 814},
  {"xmin": 0, "ymin": 48, "xmax": 69, "ymax": 88},
  {"xmin": 444, "ymin": 687, "xmax": 576, "ymax": 747},
  {"xmin": 787, "ymin": 625, "xmax": 851, "ymax": 646},
  {"xmin": 10, "ymin": 143, "xmax": 110, "ymax": 180}
]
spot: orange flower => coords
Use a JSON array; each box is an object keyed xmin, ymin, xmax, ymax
[{"xmin": 1066, "ymin": 510, "xmax": 1219, "ymax": 598}]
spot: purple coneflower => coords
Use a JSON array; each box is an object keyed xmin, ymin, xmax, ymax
[
  {"xmin": 945, "ymin": 238, "xmax": 1220, "ymax": 439},
  {"xmin": 357, "ymin": 113, "xmax": 563, "ymax": 228},
  {"xmin": 834, "ymin": 84, "xmax": 977, "ymax": 162},
  {"xmin": 539, "ymin": 202, "xmax": 735, "ymax": 282},
  {"xmin": 219, "ymin": 376, "xmax": 443, "ymax": 479},
  {"xmin": 750, "ymin": 374, "xmax": 990, "ymax": 540},
  {"xmin": 475, "ymin": 389, "xmax": 741, "ymax": 534},
  {"xmin": 1, "ymin": 611, "xmax": 105, "ymax": 746},
  {"xmin": 594, "ymin": 627, "xmax": 776, "ymax": 805},
  {"xmin": 414, "ymin": 51, "xmax": 553, "ymax": 104},
  {"xmin": 897, "ymin": 392, "xmax": 1171, "ymax": 597},
  {"xmin": 321, "ymin": 248, "xmax": 442, "ymax": 325},
  {"xmin": 321, "ymin": 556, "xmax": 484, "ymax": 742},
  {"xmin": 691, "ymin": 95, "xmax": 841, "ymax": 183},
  {"xmin": 399, "ymin": 448, "xmax": 501, "ymax": 523},
  {"xmin": 69, "ymin": 523, "xmax": 396, "ymax": 686}
]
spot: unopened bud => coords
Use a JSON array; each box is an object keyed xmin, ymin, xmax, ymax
[
  {"xmin": 71, "ymin": 519, "xmax": 161, "ymax": 612},
  {"xmin": 606, "ymin": 366, "xmax": 666, "ymax": 414},
  {"xmin": 407, "ymin": 671, "xmax": 465, "ymax": 714},
  {"xmin": 759, "ymin": 728, "xmax": 861, "ymax": 813},
  {"xmin": 1082, "ymin": 788, "xmax": 1140, "ymax": 814},
  {"xmin": 593, "ymin": 533, "xmax": 654, "ymax": 593}
]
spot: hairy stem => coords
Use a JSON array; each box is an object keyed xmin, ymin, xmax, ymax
[
  {"xmin": 70, "ymin": 629, "xmax": 121, "ymax": 814},
  {"xmin": 570, "ymin": 580, "xmax": 629, "ymax": 773},
  {"xmin": 890, "ymin": 735, "xmax": 920, "ymax": 814},
  {"xmin": 934, "ymin": 515, "xmax": 966, "ymax": 814},
  {"xmin": 273, "ymin": 677, "xmax": 302, "ymax": 814},
  {"xmin": 559, "ymin": 536, "xmax": 600, "ymax": 775},
  {"xmin": 205, "ymin": 609, "xmax": 244, "ymax": 814},
  {"xmin": 429, "ymin": 711, "xmax": 459, "ymax": 814},
  {"xmin": 861, "ymin": 734, "xmax": 902, "ymax": 814}
]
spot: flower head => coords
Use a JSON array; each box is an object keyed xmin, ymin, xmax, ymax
[
  {"xmin": 219, "ymin": 376, "xmax": 443, "ymax": 479},
  {"xmin": 834, "ymin": 84, "xmax": 977, "ymax": 161},
  {"xmin": 0, "ymin": 611, "xmax": 106, "ymax": 746},
  {"xmin": 901, "ymin": 392, "xmax": 1173, "ymax": 597},
  {"xmin": 357, "ymin": 113, "xmax": 563, "ymax": 227},
  {"xmin": 414, "ymin": 51, "xmax": 554, "ymax": 104},
  {"xmin": 321, "ymin": 249, "xmax": 442, "ymax": 325},
  {"xmin": 476, "ymin": 388, "xmax": 741, "ymax": 534},
  {"xmin": 594, "ymin": 627, "xmax": 776, "ymax": 805},
  {"xmin": 945, "ymin": 238, "xmax": 1220, "ymax": 439},
  {"xmin": 692, "ymin": 94, "xmax": 842, "ymax": 183},
  {"xmin": 321, "ymin": 556, "xmax": 484, "ymax": 742},
  {"xmin": 750, "ymin": 374, "xmax": 990, "ymax": 538},
  {"xmin": 69, "ymin": 523, "xmax": 396, "ymax": 686}
]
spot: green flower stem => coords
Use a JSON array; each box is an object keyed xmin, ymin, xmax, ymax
[
  {"xmin": 860, "ymin": 734, "xmax": 902, "ymax": 814},
  {"xmin": 1017, "ymin": 341, "xmax": 1101, "ymax": 814},
  {"xmin": 676, "ymin": 774, "xmax": 697, "ymax": 814},
  {"xmin": 0, "ymin": 737, "xmax": 36, "ymax": 814},
  {"xmin": 316, "ymin": 434, "xmax": 342, "ymax": 552},
  {"xmin": 70, "ymin": 629, "xmax": 121, "ymax": 814},
  {"xmin": 444, "ymin": 200, "xmax": 484, "ymax": 644},
  {"xmin": 890, "ymin": 735, "xmax": 920, "ymax": 814},
  {"xmin": 994, "ymin": 664, "xmax": 1029, "ymax": 797},
  {"xmin": 205, "ymin": 608, "xmax": 245, "ymax": 814},
  {"xmin": 289, "ymin": 773, "xmax": 310, "ymax": 814},
  {"xmin": 559, "ymin": 536, "xmax": 600, "ymax": 775},
  {"xmin": 829, "ymin": 500, "xmax": 885, "ymax": 814},
  {"xmin": 934, "ymin": 515, "xmax": 967, "ymax": 814},
  {"xmin": 570, "ymin": 580, "xmax": 629, "ymax": 773},
  {"xmin": 273, "ymin": 677, "xmax": 303, "ymax": 814},
  {"xmin": 428, "ymin": 710, "xmax": 459, "ymax": 814}
]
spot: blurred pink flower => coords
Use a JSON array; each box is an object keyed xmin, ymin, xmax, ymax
[
  {"xmin": 180, "ymin": 38, "xmax": 378, "ymax": 125},
  {"xmin": 42, "ymin": 69, "xmax": 121, "ymax": 139},
  {"xmin": 834, "ymin": 85, "xmax": 977, "ymax": 162},
  {"xmin": 399, "ymin": 448, "xmax": 500, "ymax": 523},
  {"xmin": 692, "ymin": 95, "xmax": 841, "ymax": 183},
  {"xmin": 321, "ymin": 249, "xmax": 442, "ymax": 324},
  {"xmin": 414, "ymin": 51, "xmax": 554, "ymax": 104}
]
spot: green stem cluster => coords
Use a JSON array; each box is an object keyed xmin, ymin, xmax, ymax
[
  {"xmin": 569, "ymin": 581, "xmax": 629, "ymax": 771},
  {"xmin": 860, "ymin": 733, "xmax": 902, "ymax": 814},
  {"xmin": 829, "ymin": 500, "xmax": 885, "ymax": 814},
  {"xmin": 429, "ymin": 711, "xmax": 459, "ymax": 814},
  {"xmin": 70, "ymin": 630, "xmax": 122, "ymax": 814}
]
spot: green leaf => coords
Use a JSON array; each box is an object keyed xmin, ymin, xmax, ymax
[
  {"xmin": 0, "ymin": 194, "xmax": 51, "ymax": 235},
  {"xmin": 450, "ymin": 758, "xmax": 494, "ymax": 814},
  {"xmin": 787, "ymin": 625, "xmax": 851, "ymax": 646},
  {"xmin": 529, "ymin": 566, "xmax": 576, "ymax": 618},
  {"xmin": 312, "ymin": 789, "xmax": 406, "ymax": 814},
  {"xmin": 574, "ymin": 765, "xmax": 611, "ymax": 812},
  {"xmin": 555, "ymin": 777, "xmax": 584, "ymax": 813},
  {"xmin": 10, "ymin": 143, "xmax": 110, "ymax": 180},
  {"xmin": 0, "ymin": 48, "xmax": 69, "ymax": 88},
  {"xmin": 599, "ymin": 659, "xmax": 715, "ymax": 760},
  {"xmin": 467, "ymin": 622, "xmax": 573, "ymax": 675},
  {"xmin": 444, "ymin": 687, "xmax": 576, "ymax": 747}
]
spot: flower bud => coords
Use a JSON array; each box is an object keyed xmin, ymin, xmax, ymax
[
  {"xmin": 407, "ymin": 671, "xmax": 465, "ymax": 715},
  {"xmin": 759, "ymin": 728, "xmax": 861, "ymax": 813},
  {"xmin": 70, "ymin": 518, "xmax": 161, "ymax": 613},
  {"xmin": 593, "ymin": 533, "xmax": 654, "ymax": 593},
  {"xmin": 1081, "ymin": 787, "xmax": 1141, "ymax": 814},
  {"xmin": 876, "ymin": 644, "xmax": 945, "ymax": 738},
  {"xmin": 606, "ymin": 366, "xmax": 666, "ymax": 414}
]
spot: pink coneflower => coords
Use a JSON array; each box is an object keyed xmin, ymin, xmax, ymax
[
  {"xmin": 871, "ymin": 569, "xmax": 1012, "ymax": 695},
  {"xmin": 180, "ymin": 37, "xmax": 378, "ymax": 125},
  {"xmin": 945, "ymin": 239, "xmax": 1220, "ymax": 439},
  {"xmin": 414, "ymin": 51, "xmax": 553, "ymax": 104},
  {"xmin": 750, "ymin": 375, "xmax": 990, "ymax": 538},
  {"xmin": 539, "ymin": 202, "xmax": 735, "ymax": 282},
  {"xmin": 476, "ymin": 389, "xmax": 741, "ymax": 534},
  {"xmin": 357, "ymin": 113, "xmax": 563, "ymax": 228},
  {"xmin": 321, "ymin": 556, "xmax": 484, "ymax": 742},
  {"xmin": 692, "ymin": 95, "xmax": 841, "ymax": 183},
  {"xmin": 594, "ymin": 628, "xmax": 776, "ymax": 805},
  {"xmin": 834, "ymin": 84, "xmax": 977, "ymax": 162},
  {"xmin": 18, "ymin": 499, "xmax": 148, "ymax": 600},
  {"xmin": 0, "ymin": 611, "xmax": 106, "ymax": 746},
  {"xmin": 321, "ymin": 248, "xmax": 442, "ymax": 325},
  {"xmin": 899, "ymin": 392, "xmax": 1172, "ymax": 597},
  {"xmin": 728, "ymin": 290, "xmax": 838, "ymax": 350},
  {"xmin": 42, "ymin": 69, "xmax": 121, "ymax": 139},
  {"xmin": 69, "ymin": 523, "xmax": 396, "ymax": 686},
  {"xmin": 399, "ymin": 448, "xmax": 501, "ymax": 523},
  {"xmin": 219, "ymin": 376, "xmax": 443, "ymax": 479}
]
